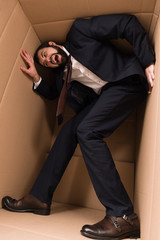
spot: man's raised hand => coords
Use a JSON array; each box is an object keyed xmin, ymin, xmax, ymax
[{"xmin": 20, "ymin": 50, "xmax": 40, "ymax": 82}]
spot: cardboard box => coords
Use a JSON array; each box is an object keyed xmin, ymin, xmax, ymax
[{"xmin": 0, "ymin": 1, "xmax": 160, "ymax": 239}]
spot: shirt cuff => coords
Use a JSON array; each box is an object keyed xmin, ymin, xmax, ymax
[{"xmin": 33, "ymin": 77, "xmax": 42, "ymax": 89}]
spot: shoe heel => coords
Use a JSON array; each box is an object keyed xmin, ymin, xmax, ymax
[{"xmin": 33, "ymin": 209, "xmax": 50, "ymax": 216}]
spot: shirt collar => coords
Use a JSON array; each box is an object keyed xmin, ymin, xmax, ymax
[{"xmin": 62, "ymin": 46, "xmax": 70, "ymax": 56}]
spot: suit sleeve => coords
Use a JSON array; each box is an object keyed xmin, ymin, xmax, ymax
[
  {"xmin": 33, "ymin": 79, "xmax": 59, "ymax": 100},
  {"xmin": 73, "ymin": 14, "xmax": 155, "ymax": 68}
]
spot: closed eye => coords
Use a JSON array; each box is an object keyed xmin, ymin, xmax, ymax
[
  {"xmin": 42, "ymin": 61, "xmax": 48, "ymax": 67},
  {"xmin": 41, "ymin": 52, "xmax": 46, "ymax": 58}
]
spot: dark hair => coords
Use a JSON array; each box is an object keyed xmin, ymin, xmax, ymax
[{"xmin": 34, "ymin": 41, "xmax": 51, "ymax": 64}]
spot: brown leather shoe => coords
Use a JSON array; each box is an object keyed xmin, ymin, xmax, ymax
[
  {"xmin": 81, "ymin": 213, "xmax": 140, "ymax": 239},
  {"xmin": 2, "ymin": 194, "xmax": 50, "ymax": 215}
]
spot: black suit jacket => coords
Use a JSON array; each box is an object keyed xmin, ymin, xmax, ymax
[{"xmin": 34, "ymin": 14, "xmax": 155, "ymax": 113}]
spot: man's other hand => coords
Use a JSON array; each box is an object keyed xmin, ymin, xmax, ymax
[{"xmin": 145, "ymin": 63, "xmax": 155, "ymax": 94}]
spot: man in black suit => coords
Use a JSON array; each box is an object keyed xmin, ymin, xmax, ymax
[{"xmin": 2, "ymin": 14, "xmax": 155, "ymax": 240}]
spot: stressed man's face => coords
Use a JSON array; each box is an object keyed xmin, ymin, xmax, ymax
[{"xmin": 37, "ymin": 46, "xmax": 68, "ymax": 68}]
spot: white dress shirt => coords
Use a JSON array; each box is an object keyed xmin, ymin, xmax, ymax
[{"xmin": 34, "ymin": 47, "xmax": 107, "ymax": 94}]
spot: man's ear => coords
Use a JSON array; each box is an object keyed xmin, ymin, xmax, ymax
[{"xmin": 48, "ymin": 41, "xmax": 56, "ymax": 46}]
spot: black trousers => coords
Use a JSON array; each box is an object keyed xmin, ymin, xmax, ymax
[{"xmin": 30, "ymin": 75, "xmax": 148, "ymax": 216}]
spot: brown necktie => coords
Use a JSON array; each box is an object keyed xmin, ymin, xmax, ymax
[{"xmin": 56, "ymin": 55, "xmax": 72, "ymax": 125}]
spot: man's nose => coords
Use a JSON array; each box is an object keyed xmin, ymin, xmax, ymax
[{"xmin": 46, "ymin": 55, "xmax": 50, "ymax": 62}]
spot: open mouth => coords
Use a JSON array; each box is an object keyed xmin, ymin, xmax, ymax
[{"xmin": 51, "ymin": 54, "xmax": 61, "ymax": 65}]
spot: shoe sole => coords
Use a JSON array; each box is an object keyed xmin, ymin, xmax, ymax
[
  {"xmin": 81, "ymin": 230, "xmax": 140, "ymax": 239},
  {"xmin": 2, "ymin": 199, "xmax": 50, "ymax": 216}
]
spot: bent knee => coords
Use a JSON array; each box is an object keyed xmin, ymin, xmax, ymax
[{"xmin": 77, "ymin": 123, "xmax": 102, "ymax": 142}]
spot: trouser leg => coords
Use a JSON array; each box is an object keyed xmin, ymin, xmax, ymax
[
  {"xmin": 77, "ymin": 76, "xmax": 147, "ymax": 216},
  {"xmin": 30, "ymin": 102, "xmax": 95, "ymax": 205}
]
